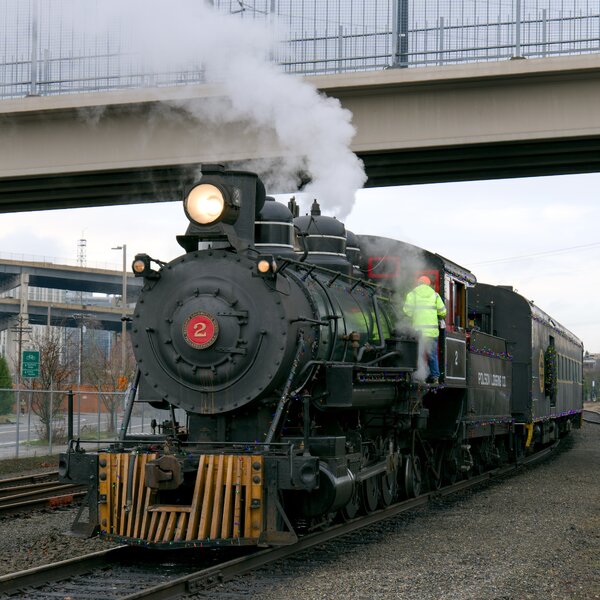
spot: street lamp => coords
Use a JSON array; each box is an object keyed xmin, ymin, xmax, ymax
[
  {"xmin": 111, "ymin": 245, "xmax": 127, "ymax": 377},
  {"xmin": 72, "ymin": 312, "xmax": 91, "ymax": 386}
]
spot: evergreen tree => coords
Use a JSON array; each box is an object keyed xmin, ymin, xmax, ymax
[{"xmin": 0, "ymin": 355, "xmax": 13, "ymax": 415}]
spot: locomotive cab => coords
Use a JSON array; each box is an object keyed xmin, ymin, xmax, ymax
[{"xmin": 358, "ymin": 236, "xmax": 476, "ymax": 389}]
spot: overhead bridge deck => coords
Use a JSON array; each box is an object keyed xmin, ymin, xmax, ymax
[{"xmin": 1, "ymin": 54, "xmax": 600, "ymax": 212}]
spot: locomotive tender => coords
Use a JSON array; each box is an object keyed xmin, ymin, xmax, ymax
[{"xmin": 60, "ymin": 165, "xmax": 583, "ymax": 548}]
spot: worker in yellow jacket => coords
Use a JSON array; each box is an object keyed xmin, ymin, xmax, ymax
[{"xmin": 403, "ymin": 275, "xmax": 447, "ymax": 384}]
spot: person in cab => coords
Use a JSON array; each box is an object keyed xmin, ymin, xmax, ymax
[{"xmin": 403, "ymin": 275, "xmax": 447, "ymax": 385}]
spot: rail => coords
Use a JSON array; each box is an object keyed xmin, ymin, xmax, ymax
[
  {"xmin": 0, "ymin": 439, "xmax": 560, "ymax": 598},
  {"xmin": 583, "ymin": 409, "xmax": 600, "ymax": 424},
  {"xmin": 0, "ymin": 471, "xmax": 85, "ymax": 516},
  {"xmin": 0, "ymin": 470, "xmax": 59, "ymax": 490}
]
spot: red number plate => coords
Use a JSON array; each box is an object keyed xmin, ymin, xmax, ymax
[{"xmin": 183, "ymin": 312, "xmax": 219, "ymax": 350}]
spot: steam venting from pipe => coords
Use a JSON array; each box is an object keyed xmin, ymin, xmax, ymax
[
  {"xmin": 65, "ymin": 0, "xmax": 367, "ymax": 218},
  {"xmin": 358, "ymin": 235, "xmax": 432, "ymax": 381}
]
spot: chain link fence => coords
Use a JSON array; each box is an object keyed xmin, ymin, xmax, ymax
[
  {"xmin": 1, "ymin": 1, "xmax": 599, "ymax": 98},
  {"xmin": 0, "ymin": 387, "xmax": 174, "ymax": 459}
]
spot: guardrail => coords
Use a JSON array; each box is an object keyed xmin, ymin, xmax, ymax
[{"xmin": 1, "ymin": 0, "xmax": 599, "ymax": 99}]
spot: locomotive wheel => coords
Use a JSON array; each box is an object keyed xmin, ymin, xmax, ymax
[
  {"xmin": 442, "ymin": 445, "xmax": 459, "ymax": 485},
  {"xmin": 471, "ymin": 444, "xmax": 484, "ymax": 475},
  {"xmin": 427, "ymin": 445, "xmax": 444, "ymax": 491},
  {"xmin": 497, "ymin": 440, "xmax": 509, "ymax": 466},
  {"xmin": 402, "ymin": 455, "xmax": 422, "ymax": 498},
  {"xmin": 340, "ymin": 488, "xmax": 360, "ymax": 521},
  {"xmin": 361, "ymin": 477, "xmax": 380, "ymax": 513},
  {"xmin": 379, "ymin": 470, "xmax": 397, "ymax": 507}
]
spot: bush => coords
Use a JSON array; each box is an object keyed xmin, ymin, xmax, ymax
[{"xmin": 0, "ymin": 356, "xmax": 13, "ymax": 415}]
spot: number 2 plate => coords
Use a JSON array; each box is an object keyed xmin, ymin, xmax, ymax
[{"xmin": 183, "ymin": 311, "xmax": 219, "ymax": 350}]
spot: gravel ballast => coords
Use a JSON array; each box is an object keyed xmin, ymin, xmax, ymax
[
  {"xmin": 199, "ymin": 424, "xmax": 600, "ymax": 600},
  {"xmin": 0, "ymin": 425, "xmax": 598, "ymax": 599}
]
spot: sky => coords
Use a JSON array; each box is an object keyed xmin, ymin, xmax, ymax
[{"xmin": 1, "ymin": 171, "xmax": 598, "ymax": 352}]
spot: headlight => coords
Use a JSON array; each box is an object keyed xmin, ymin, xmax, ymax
[
  {"xmin": 257, "ymin": 259, "xmax": 271, "ymax": 273},
  {"xmin": 131, "ymin": 254, "xmax": 160, "ymax": 280},
  {"xmin": 132, "ymin": 258, "xmax": 147, "ymax": 274},
  {"xmin": 185, "ymin": 183, "xmax": 226, "ymax": 225},
  {"xmin": 256, "ymin": 255, "xmax": 277, "ymax": 279}
]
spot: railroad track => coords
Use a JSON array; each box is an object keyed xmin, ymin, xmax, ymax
[
  {"xmin": 0, "ymin": 472, "xmax": 85, "ymax": 516},
  {"xmin": 0, "ymin": 441, "xmax": 559, "ymax": 599},
  {"xmin": 583, "ymin": 409, "xmax": 600, "ymax": 424},
  {"xmin": 0, "ymin": 470, "xmax": 59, "ymax": 490}
]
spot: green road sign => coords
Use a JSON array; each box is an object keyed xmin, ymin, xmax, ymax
[{"xmin": 22, "ymin": 350, "xmax": 40, "ymax": 378}]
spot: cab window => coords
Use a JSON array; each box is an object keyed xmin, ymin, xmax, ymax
[{"xmin": 444, "ymin": 277, "xmax": 466, "ymax": 332}]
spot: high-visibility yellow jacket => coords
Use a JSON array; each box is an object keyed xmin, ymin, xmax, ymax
[{"xmin": 403, "ymin": 284, "xmax": 447, "ymax": 338}]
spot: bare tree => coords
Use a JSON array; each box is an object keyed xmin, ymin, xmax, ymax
[
  {"xmin": 0, "ymin": 355, "xmax": 13, "ymax": 415},
  {"xmin": 84, "ymin": 322, "xmax": 135, "ymax": 434},
  {"xmin": 23, "ymin": 326, "xmax": 75, "ymax": 442}
]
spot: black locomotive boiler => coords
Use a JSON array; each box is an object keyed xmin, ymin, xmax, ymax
[{"xmin": 60, "ymin": 165, "xmax": 583, "ymax": 548}]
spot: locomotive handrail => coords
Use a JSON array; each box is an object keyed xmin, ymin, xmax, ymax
[
  {"xmin": 274, "ymin": 256, "xmax": 393, "ymax": 296},
  {"xmin": 65, "ymin": 437, "xmax": 298, "ymax": 454},
  {"xmin": 118, "ymin": 369, "xmax": 141, "ymax": 442},
  {"xmin": 357, "ymin": 293, "xmax": 387, "ymax": 362},
  {"xmin": 265, "ymin": 334, "xmax": 306, "ymax": 447},
  {"xmin": 289, "ymin": 316, "xmax": 329, "ymax": 325}
]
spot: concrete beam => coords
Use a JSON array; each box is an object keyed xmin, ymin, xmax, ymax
[
  {"xmin": 0, "ymin": 297, "xmax": 132, "ymax": 332},
  {"xmin": 0, "ymin": 259, "xmax": 142, "ymax": 296},
  {"xmin": 1, "ymin": 54, "xmax": 600, "ymax": 210}
]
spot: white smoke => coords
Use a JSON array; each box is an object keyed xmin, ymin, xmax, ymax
[
  {"xmin": 358, "ymin": 235, "xmax": 432, "ymax": 381},
  {"xmin": 64, "ymin": 0, "xmax": 367, "ymax": 218}
]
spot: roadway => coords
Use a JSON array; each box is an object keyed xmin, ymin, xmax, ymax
[{"xmin": 0, "ymin": 412, "xmax": 163, "ymax": 459}]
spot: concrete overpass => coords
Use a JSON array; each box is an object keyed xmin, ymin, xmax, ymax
[
  {"xmin": 1, "ymin": 53, "xmax": 600, "ymax": 211},
  {"xmin": 0, "ymin": 258, "xmax": 141, "ymax": 297},
  {"xmin": 0, "ymin": 297, "xmax": 128, "ymax": 331},
  {"xmin": 0, "ymin": 257, "xmax": 141, "ymax": 333},
  {"xmin": 0, "ymin": 258, "xmax": 141, "ymax": 365}
]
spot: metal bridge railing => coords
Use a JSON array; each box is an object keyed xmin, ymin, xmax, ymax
[{"xmin": 0, "ymin": 1, "xmax": 599, "ymax": 99}]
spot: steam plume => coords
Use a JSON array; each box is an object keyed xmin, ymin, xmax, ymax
[{"xmin": 69, "ymin": 0, "xmax": 367, "ymax": 217}]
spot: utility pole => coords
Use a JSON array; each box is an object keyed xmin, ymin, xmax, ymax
[
  {"xmin": 111, "ymin": 245, "xmax": 128, "ymax": 379},
  {"xmin": 10, "ymin": 315, "xmax": 31, "ymax": 459},
  {"xmin": 10, "ymin": 315, "xmax": 32, "ymax": 379},
  {"xmin": 73, "ymin": 313, "xmax": 90, "ymax": 387}
]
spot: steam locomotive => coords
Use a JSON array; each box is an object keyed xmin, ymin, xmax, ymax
[{"xmin": 60, "ymin": 165, "xmax": 583, "ymax": 548}]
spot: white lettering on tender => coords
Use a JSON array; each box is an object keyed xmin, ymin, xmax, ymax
[{"xmin": 477, "ymin": 372, "xmax": 506, "ymax": 387}]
